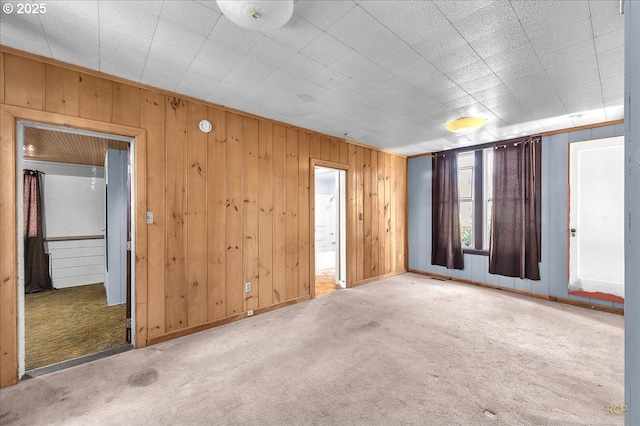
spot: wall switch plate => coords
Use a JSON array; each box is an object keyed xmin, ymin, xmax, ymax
[
  {"xmin": 245, "ymin": 282, "xmax": 252, "ymax": 292},
  {"xmin": 247, "ymin": 310, "xmax": 254, "ymax": 317},
  {"xmin": 146, "ymin": 212, "xmax": 153, "ymax": 224}
]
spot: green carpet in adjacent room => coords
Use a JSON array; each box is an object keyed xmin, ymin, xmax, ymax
[{"xmin": 25, "ymin": 283, "xmax": 127, "ymax": 371}]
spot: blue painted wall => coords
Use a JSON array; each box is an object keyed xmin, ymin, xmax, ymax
[{"xmin": 408, "ymin": 123, "xmax": 624, "ymax": 309}]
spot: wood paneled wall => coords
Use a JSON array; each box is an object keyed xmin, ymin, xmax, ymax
[{"xmin": 0, "ymin": 49, "xmax": 407, "ymax": 387}]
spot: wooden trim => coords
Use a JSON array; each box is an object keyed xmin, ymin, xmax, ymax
[
  {"xmin": 541, "ymin": 119, "xmax": 624, "ymax": 137},
  {"xmin": 0, "ymin": 46, "xmax": 405, "ymax": 159},
  {"xmin": 309, "ymin": 158, "xmax": 351, "ymax": 298},
  {"xmin": 0, "ymin": 104, "xmax": 148, "ymax": 386},
  {"xmin": 45, "ymin": 235, "xmax": 104, "ymax": 242},
  {"xmin": 146, "ymin": 295, "xmax": 310, "ymax": 346},
  {"xmin": 351, "ymin": 270, "xmax": 406, "ymax": 288},
  {"xmin": 408, "ymin": 269, "xmax": 624, "ymax": 315},
  {"xmin": 407, "ymin": 152, "xmax": 435, "ymax": 159}
]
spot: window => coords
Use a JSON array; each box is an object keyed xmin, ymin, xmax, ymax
[{"xmin": 457, "ymin": 148, "xmax": 493, "ymax": 251}]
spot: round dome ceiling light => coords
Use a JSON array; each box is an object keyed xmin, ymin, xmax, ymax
[
  {"xmin": 216, "ymin": 0, "xmax": 294, "ymax": 32},
  {"xmin": 445, "ymin": 116, "xmax": 487, "ymax": 133}
]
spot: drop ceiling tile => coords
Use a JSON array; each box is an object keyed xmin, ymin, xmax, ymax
[
  {"xmin": 469, "ymin": 83, "xmax": 511, "ymax": 103},
  {"xmin": 594, "ymin": 27, "xmax": 624, "ymax": 53},
  {"xmin": 280, "ymin": 54, "xmax": 325, "ymax": 79},
  {"xmin": 0, "ymin": 32, "xmax": 50, "ymax": 57},
  {"xmin": 374, "ymin": 77, "xmax": 412, "ymax": 97},
  {"xmin": 359, "ymin": 1, "xmax": 450, "ymax": 45},
  {"xmin": 411, "ymin": 24, "xmax": 467, "ymax": 61},
  {"xmin": 146, "ymin": 20, "xmax": 207, "ymax": 72},
  {"xmin": 332, "ymin": 78, "xmax": 370, "ymax": 98},
  {"xmin": 415, "ymin": 74, "xmax": 458, "ymax": 95},
  {"xmin": 459, "ymin": 73, "xmax": 502, "ymax": 94},
  {"xmin": 442, "ymin": 95, "xmax": 478, "ymax": 110},
  {"xmin": 447, "ymin": 60, "xmax": 493, "ymax": 85},
  {"xmin": 468, "ymin": 26, "xmax": 530, "ymax": 59},
  {"xmin": 195, "ymin": 0, "xmax": 222, "ymax": 13},
  {"xmin": 530, "ymin": 18, "xmax": 593, "ymax": 57},
  {"xmin": 351, "ymin": 65, "xmax": 394, "ymax": 88},
  {"xmin": 248, "ymin": 37, "xmax": 297, "ymax": 69},
  {"xmin": 0, "ymin": 11, "xmax": 49, "ymax": 48},
  {"xmin": 494, "ymin": 61, "xmax": 546, "ymax": 86},
  {"xmin": 307, "ymin": 67, "xmax": 350, "ymax": 90},
  {"xmin": 100, "ymin": 43, "xmax": 146, "ymax": 76},
  {"xmin": 221, "ymin": 56, "xmax": 277, "ymax": 89},
  {"xmin": 300, "ymin": 32, "xmax": 352, "ymax": 67},
  {"xmin": 189, "ymin": 40, "xmax": 244, "ymax": 80},
  {"xmin": 541, "ymin": 40, "xmax": 598, "ymax": 80},
  {"xmin": 481, "ymin": 93, "xmax": 521, "ymax": 109},
  {"xmin": 598, "ymin": 45, "xmax": 624, "ymax": 68},
  {"xmin": 356, "ymin": 88, "xmax": 387, "ymax": 106},
  {"xmin": 429, "ymin": 86, "xmax": 469, "ymax": 104},
  {"xmin": 294, "ymin": 0, "xmax": 357, "ymax": 30},
  {"xmin": 484, "ymin": 42, "xmax": 539, "ymax": 73},
  {"xmin": 326, "ymin": 5, "xmax": 386, "ymax": 49},
  {"xmin": 452, "ymin": 1, "xmax": 521, "ymax": 43},
  {"xmin": 39, "ymin": 3, "xmax": 98, "ymax": 36},
  {"xmin": 160, "ymin": 1, "xmax": 221, "ymax": 38},
  {"xmin": 376, "ymin": 48, "xmax": 425, "ymax": 76},
  {"xmin": 329, "ymin": 50, "xmax": 376, "ymax": 79},
  {"xmin": 512, "ymin": 0, "xmax": 590, "ymax": 40},
  {"xmin": 141, "ymin": 57, "xmax": 186, "ymax": 91},
  {"xmin": 98, "ymin": 1, "xmax": 160, "ymax": 41},
  {"xmin": 175, "ymin": 71, "xmax": 219, "ymax": 100},
  {"xmin": 398, "ymin": 62, "xmax": 442, "ymax": 87},
  {"xmin": 265, "ymin": 14, "xmax": 323, "ymax": 52},
  {"xmin": 357, "ymin": 29, "xmax": 414, "ymax": 68},
  {"xmin": 591, "ymin": 7, "xmax": 624, "ymax": 37},
  {"xmin": 432, "ymin": 44, "xmax": 482, "ymax": 74},
  {"xmin": 589, "ymin": 0, "xmax": 620, "ymax": 16},
  {"xmin": 100, "ymin": 62, "xmax": 143, "ymax": 84},
  {"xmin": 551, "ymin": 67, "xmax": 600, "ymax": 90},
  {"xmin": 54, "ymin": 48, "xmax": 101, "ymax": 71},
  {"xmin": 208, "ymin": 16, "xmax": 262, "ymax": 55},
  {"xmin": 432, "ymin": 0, "xmax": 495, "ymax": 22},
  {"xmin": 46, "ymin": 27, "xmax": 99, "ymax": 60}
]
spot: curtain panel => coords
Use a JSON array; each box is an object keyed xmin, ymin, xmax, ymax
[
  {"xmin": 488, "ymin": 137, "xmax": 542, "ymax": 280},
  {"xmin": 432, "ymin": 152, "xmax": 464, "ymax": 270},
  {"xmin": 24, "ymin": 169, "xmax": 53, "ymax": 293}
]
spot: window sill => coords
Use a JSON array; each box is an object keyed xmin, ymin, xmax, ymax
[{"xmin": 462, "ymin": 248, "xmax": 489, "ymax": 256}]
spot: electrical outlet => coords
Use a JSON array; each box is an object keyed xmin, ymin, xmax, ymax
[
  {"xmin": 247, "ymin": 310, "xmax": 254, "ymax": 317},
  {"xmin": 146, "ymin": 211, "xmax": 154, "ymax": 224},
  {"xmin": 245, "ymin": 282, "xmax": 252, "ymax": 292}
]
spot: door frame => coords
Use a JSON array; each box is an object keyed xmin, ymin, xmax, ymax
[
  {"xmin": 309, "ymin": 158, "xmax": 350, "ymax": 299},
  {"xmin": 0, "ymin": 105, "xmax": 148, "ymax": 387}
]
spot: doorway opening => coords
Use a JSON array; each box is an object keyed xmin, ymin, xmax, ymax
[
  {"xmin": 568, "ymin": 136, "xmax": 624, "ymax": 303},
  {"xmin": 17, "ymin": 121, "xmax": 135, "ymax": 376},
  {"xmin": 314, "ymin": 166, "xmax": 346, "ymax": 297}
]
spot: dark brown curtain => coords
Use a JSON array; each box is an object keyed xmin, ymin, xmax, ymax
[
  {"xmin": 432, "ymin": 152, "xmax": 464, "ymax": 270},
  {"xmin": 488, "ymin": 136, "xmax": 542, "ymax": 280},
  {"xmin": 24, "ymin": 170, "xmax": 52, "ymax": 294}
]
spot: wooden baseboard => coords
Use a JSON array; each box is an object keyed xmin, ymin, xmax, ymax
[
  {"xmin": 407, "ymin": 269, "xmax": 624, "ymax": 315},
  {"xmin": 351, "ymin": 270, "xmax": 406, "ymax": 288},
  {"xmin": 146, "ymin": 294, "xmax": 311, "ymax": 346}
]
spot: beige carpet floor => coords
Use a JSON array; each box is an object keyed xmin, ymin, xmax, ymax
[
  {"xmin": 1, "ymin": 273, "xmax": 624, "ymax": 425},
  {"xmin": 25, "ymin": 283, "xmax": 127, "ymax": 371}
]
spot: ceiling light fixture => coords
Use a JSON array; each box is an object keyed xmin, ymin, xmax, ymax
[
  {"xmin": 445, "ymin": 116, "xmax": 487, "ymax": 133},
  {"xmin": 216, "ymin": 0, "xmax": 294, "ymax": 32}
]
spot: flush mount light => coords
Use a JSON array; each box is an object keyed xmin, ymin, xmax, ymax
[
  {"xmin": 445, "ymin": 116, "xmax": 487, "ymax": 133},
  {"xmin": 216, "ymin": 0, "xmax": 294, "ymax": 32}
]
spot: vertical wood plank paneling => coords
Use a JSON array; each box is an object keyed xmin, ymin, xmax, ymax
[
  {"xmin": 44, "ymin": 65, "xmax": 81, "ymax": 116},
  {"xmin": 186, "ymin": 102, "xmax": 208, "ymax": 326},
  {"xmin": 378, "ymin": 151, "xmax": 386, "ymax": 275},
  {"xmin": 113, "ymin": 83, "xmax": 140, "ymax": 127},
  {"xmin": 272, "ymin": 125, "xmax": 287, "ymax": 302},
  {"xmin": 330, "ymin": 138, "xmax": 341, "ymax": 162},
  {"xmin": 309, "ymin": 133, "xmax": 321, "ymax": 160},
  {"xmin": 226, "ymin": 112, "xmax": 244, "ymax": 316},
  {"xmin": 4, "ymin": 54, "xmax": 45, "ymax": 109},
  {"xmin": 80, "ymin": 74, "xmax": 112, "ymax": 122},
  {"xmin": 340, "ymin": 141, "xmax": 348, "ymax": 164},
  {"xmin": 0, "ymin": 109, "xmax": 17, "ymax": 387},
  {"xmin": 243, "ymin": 117, "xmax": 259, "ymax": 312},
  {"xmin": 285, "ymin": 128, "xmax": 299, "ymax": 299},
  {"xmin": 397, "ymin": 158, "xmax": 407, "ymax": 270},
  {"xmin": 320, "ymin": 136, "xmax": 331, "ymax": 161},
  {"xmin": 363, "ymin": 149, "xmax": 372, "ymax": 279},
  {"xmin": 370, "ymin": 152, "xmax": 379, "ymax": 276},
  {"xmin": 207, "ymin": 107, "xmax": 227, "ymax": 320},
  {"xmin": 258, "ymin": 120, "xmax": 274, "ymax": 307},
  {"xmin": 298, "ymin": 132, "xmax": 310, "ymax": 296},
  {"xmin": 134, "ymin": 130, "xmax": 148, "ymax": 348},
  {"xmin": 347, "ymin": 144, "xmax": 357, "ymax": 286},
  {"xmin": 141, "ymin": 90, "xmax": 166, "ymax": 338},
  {"xmin": 164, "ymin": 97, "xmax": 188, "ymax": 332},
  {"xmin": 355, "ymin": 146, "xmax": 365, "ymax": 282},
  {"xmin": 390, "ymin": 155, "xmax": 397, "ymax": 271},
  {"xmin": 0, "ymin": 53, "xmax": 5, "ymax": 103},
  {"xmin": 384, "ymin": 153, "xmax": 392, "ymax": 274}
]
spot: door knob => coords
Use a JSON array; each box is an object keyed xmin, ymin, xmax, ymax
[{"xmin": 570, "ymin": 228, "xmax": 577, "ymax": 237}]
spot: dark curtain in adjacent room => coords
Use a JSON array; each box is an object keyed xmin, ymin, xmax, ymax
[
  {"xmin": 24, "ymin": 169, "xmax": 52, "ymax": 293},
  {"xmin": 488, "ymin": 136, "xmax": 542, "ymax": 280},
  {"xmin": 432, "ymin": 151, "xmax": 464, "ymax": 270}
]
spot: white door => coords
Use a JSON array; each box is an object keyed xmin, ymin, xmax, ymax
[{"xmin": 569, "ymin": 136, "xmax": 624, "ymax": 298}]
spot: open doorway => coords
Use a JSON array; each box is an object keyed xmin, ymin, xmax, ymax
[
  {"xmin": 568, "ymin": 136, "xmax": 624, "ymax": 303},
  {"xmin": 17, "ymin": 122, "xmax": 134, "ymax": 375},
  {"xmin": 314, "ymin": 166, "xmax": 346, "ymax": 297}
]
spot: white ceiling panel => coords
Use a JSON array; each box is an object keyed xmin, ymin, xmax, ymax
[{"xmin": 0, "ymin": 0, "xmax": 625, "ymax": 155}]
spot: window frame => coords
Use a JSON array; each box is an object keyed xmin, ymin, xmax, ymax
[{"xmin": 457, "ymin": 149, "xmax": 491, "ymax": 256}]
